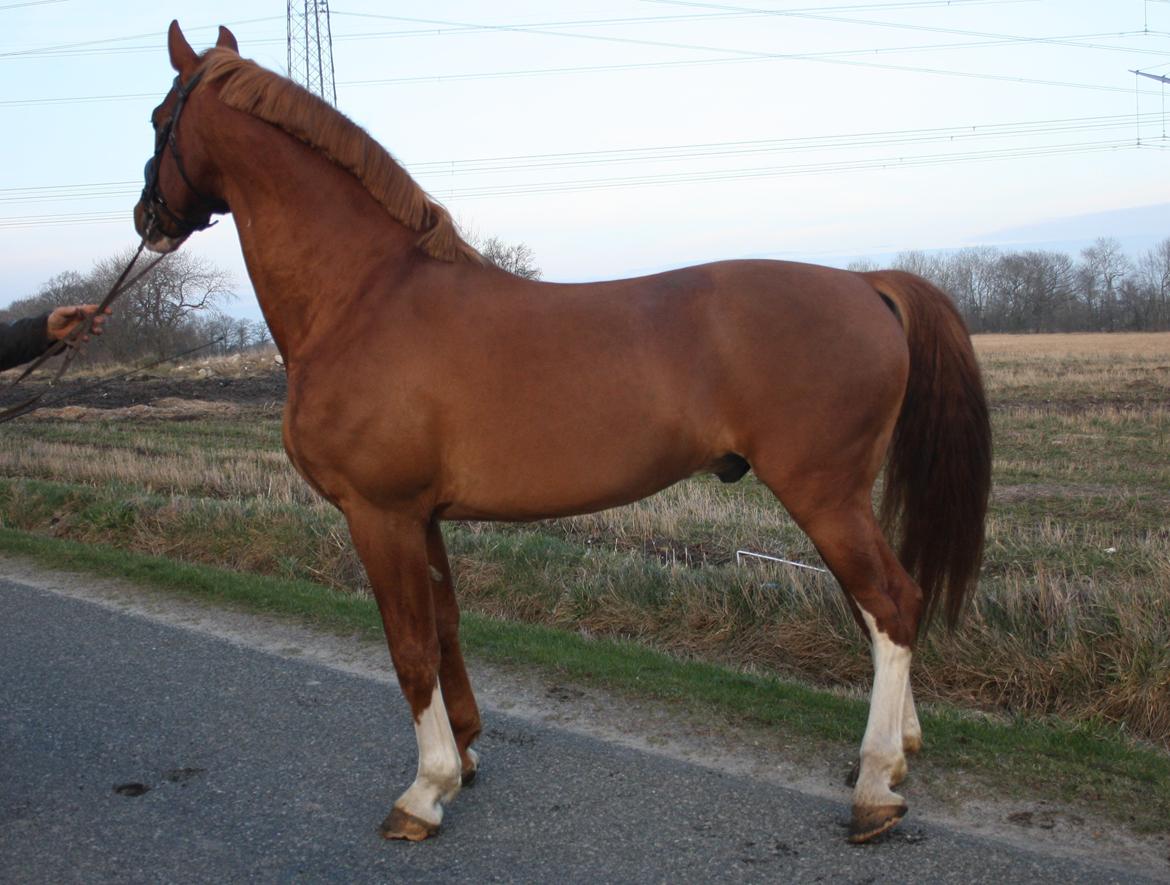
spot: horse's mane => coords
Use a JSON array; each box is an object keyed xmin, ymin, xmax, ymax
[{"xmin": 198, "ymin": 48, "xmax": 482, "ymax": 265}]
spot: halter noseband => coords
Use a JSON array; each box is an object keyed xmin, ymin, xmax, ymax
[{"xmin": 140, "ymin": 69, "xmax": 224, "ymax": 239}]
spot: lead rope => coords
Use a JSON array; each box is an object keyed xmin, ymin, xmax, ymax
[{"xmin": 0, "ymin": 239, "xmax": 169, "ymax": 423}]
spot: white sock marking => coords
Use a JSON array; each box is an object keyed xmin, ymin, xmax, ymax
[
  {"xmin": 855, "ymin": 610, "xmax": 911, "ymax": 808},
  {"xmin": 395, "ymin": 683, "xmax": 463, "ymax": 826}
]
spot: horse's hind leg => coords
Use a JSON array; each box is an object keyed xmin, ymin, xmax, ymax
[
  {"xmin": 346, "ymin": 506, "xmax": 463, "ymax": 841},
  {"xmin": 780, "ymin": 494, "xmax": 923, "ymax": 842},
  {"xmin": 426, "ymin": 520, "xmax": 482, "ymax": 784},
  {"xmin": 843, "ymin": 600, "xmax": 922, "ymax": 766}
]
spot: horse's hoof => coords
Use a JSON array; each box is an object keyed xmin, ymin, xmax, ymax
[
  {"xmin": 848, "ymin": 802, "xmax": 908, "ymax": 844},
  {"xmin": 380, "ymin": 807, "xmax": 439, "ymax": 842}
]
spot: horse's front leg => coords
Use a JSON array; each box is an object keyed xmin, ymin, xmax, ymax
[
  {"xmin": 426, "ymin": 519, "xmax": 481, "ymax": 784},
  {"xmin": 346, "ymin": 505, "xmax": 463, "ymax": 841}
]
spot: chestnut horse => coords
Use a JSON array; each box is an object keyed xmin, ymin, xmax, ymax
[{"xmin": 134, "ymin": 22, "xmax": 990, "ymax": 845}]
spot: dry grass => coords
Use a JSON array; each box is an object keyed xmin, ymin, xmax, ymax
[
  {"xmin": 0, "ymin": 434, "xmax": 317, "ymax": 505},
  {"xmin": 974, "ymin": 331, "xmax": 1170, "ymax": 408},
  {"xmin": 0, "ymin": 332, "xmax": 1168, "ymax": 745},
  {"xmin": 975, "ymin": 331, "xmax": 1170, "ymax": 358},
  {"xmin": 70, "ymin": 347, "xmax": 285, "ymax": 382}
]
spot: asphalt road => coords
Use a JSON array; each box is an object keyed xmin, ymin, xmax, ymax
[{"xmin": 0, "ymin": 577, "xmax": 1157, "ymax": 884}]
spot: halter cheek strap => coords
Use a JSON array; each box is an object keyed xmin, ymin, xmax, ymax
[{"xmin": 141, "ymin": 70, "xmax": 224, "ymax": 238}]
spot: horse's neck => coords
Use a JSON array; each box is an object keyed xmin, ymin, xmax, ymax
[{"xmin": 210, "ymin": 118, "xmax": 419, "ymax": 360}]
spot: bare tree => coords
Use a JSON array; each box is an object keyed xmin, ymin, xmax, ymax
[
  {"xmin": 1079, "ymin": 237, "xmax": 1132, "ymax": 332},
  {"xmin": 0, "ymin": 271, "xmax": 100, "ymax": 323},
  {"xmin": 876, "ymin": 240, "xmax": 1166, "ymax": 333},
  {"xmin": 2, "ymin": 250, "xmax": 272, "ymax": 365},
  {"xmin": 941, "ymin": 247, "xmax": 1001, "ymax": 333},
  {"xmin": 1136, "ymin": 237, "xmax": 1170, "ymax": 330},
  {"xmin": 91, "ymin": 248, "xmax": 236, "ymax": 359},
  {"xmin": 464, "ymin": 231, "xmax": 542, "ymax": 280},
  {"xmin": 892, "ymin": 250, "xmax": 945, "ymax": 282}
]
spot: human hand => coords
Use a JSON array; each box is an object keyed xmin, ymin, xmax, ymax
[{"xmin": 46, "ymin": 304, "xmax": 112, "ymax": 343}]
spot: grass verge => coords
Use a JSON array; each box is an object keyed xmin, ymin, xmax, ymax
[{"xmin": 2, "ymin": 526, "xmax": 1167, "ymax": 835}]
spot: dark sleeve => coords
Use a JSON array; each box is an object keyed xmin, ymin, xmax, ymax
[{"xmin": 0, "ymin": 313, "xmax": 51, "ymax": 372}]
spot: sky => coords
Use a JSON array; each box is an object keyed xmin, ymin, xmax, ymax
[{"xmin": 2, "ymin": 0, "xmax": 1168, "ymax": 322}]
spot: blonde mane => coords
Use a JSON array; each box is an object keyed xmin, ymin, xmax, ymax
[{"xmin": 198, "ymin": 48, "xmax": 482, "ymax": 265}]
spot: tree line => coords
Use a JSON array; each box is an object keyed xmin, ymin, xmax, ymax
[
  {"xmin": 852, "ymin": 236, "xmax": 1170, "ymax": 334},
  {"xmin": 0, "ymin": 248, "xmax": 269, "ymax": 363},
  {"xmin": 0, "ymin": 232, "xmax": 542, "ymax": 366},
  {"xmin": 5, "ymin": 234, "xmax": 1165, "ymax": 367}
]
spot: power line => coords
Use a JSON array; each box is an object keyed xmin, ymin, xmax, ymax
[
  {"xmin": 1, "ymin": 137, "xmax": 1131, "ymax": 221},
  {"xmin": 333, "ymin": 20, "xmax": 1169, "ymax": 62},
  {"xmin": 7, "ymin": 46, "xmax": 1165, "ymax": 108},
  {"xmin": 2, "ymin": 6, "xmax": 1162, "ymax": 68},
  {"xmin": 0, "ymin": 92, "xmax": 158, "ymax": 107},
  {"xmin": 0, "ymin": 16, "xmax": 284, "ymax": 60},
  {"xmin": 0, "ymin": 129, "xmax": 1157, "ymax": 227},
  {"xmin": 403, "ymin": 113, "xmax": 1162, "ymax": 176},
  {"xmin": 2, "ymin": 112, "xmax": 1156, "ymax": 205},
  {"xmin": 644, "ymin": 0, "xmax": 1156, "ymax": 53},
  {"xmin": 327, "ymin": 0, "xmax": 1035, "ymax": 36},
  {"xmin": 337, "ymin": 49, "xmax": 1165, "ymax": 98},
  {"xmin": 329, "ymin": 8, "xmax": 794, "ymax": 36},
  {"xmin": 323, "ymin": 7, "xmax": 1170, "ymax": 83},
  {"xmin": 424, "ymin": 139, "xmax": 1145, "ymax": 200},
  {"xmin": 0, "ymin": 4, "xmax": 1012, "ymax": 59},
  {"xmin": 0, "ymin": 209, "xmax": 130, "ymax": 229},
  {"xmin": 0, "ymin": 0, "xmax": 68, "ymax": 10},
  {"xmin": 9, "ymin": 33, "xmax": 1166, "ymax": 108},
  {"xmin": 1, "ymin": 3, "xmax": 1163, "ymax": 109}
]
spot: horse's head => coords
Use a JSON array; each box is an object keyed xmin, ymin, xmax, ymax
[{"xmin": 133, "ymin": 21, "xmax": 236, "ymax": 254}]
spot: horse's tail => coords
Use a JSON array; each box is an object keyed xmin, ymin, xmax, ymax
[{"xmin": 861, "ymin": 270, "xmax": 992, "ymax": 629}]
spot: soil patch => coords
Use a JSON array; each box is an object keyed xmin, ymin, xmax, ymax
[
  {"xmin": 1, "ymin": 364, "xmax": 287, "ymax": 413},
  {"xmin": 32, "ymin": 397, "xmax": 244, "ymax": 422}
]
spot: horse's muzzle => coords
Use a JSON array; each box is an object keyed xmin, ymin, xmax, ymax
[{"xmin": 133, "ymin": 200, "xmax": 185, "ymax": 254}]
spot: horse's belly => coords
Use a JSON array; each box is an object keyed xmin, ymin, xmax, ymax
[{"xmin": 437, "ymin": 429, "xmax": 701, "ymax": 522}]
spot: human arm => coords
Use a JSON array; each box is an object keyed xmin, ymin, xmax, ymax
[{"xmin": 0, "ymin": 304, "xmax": 111, "ymax": 372}]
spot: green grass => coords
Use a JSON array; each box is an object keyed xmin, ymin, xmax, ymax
[
  {"xmin": 1, "ymin": 526, "xmax": 1168, "ymax": 834},
  {"xmin": 0, "ymin": 416, "xmax": 282, "ymax": 453}
]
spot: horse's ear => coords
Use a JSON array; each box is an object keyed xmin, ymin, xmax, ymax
[
  {"xmin": 216, "ymin": 26, "xmax": 239, "ymax": 53},
  {"xmin": 167, "ymin": 20, "xmax": 198, "ymax": 75}
]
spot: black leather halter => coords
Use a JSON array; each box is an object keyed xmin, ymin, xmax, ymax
[{"xmin": 140, "ymin": 70, "xmax": 225, "ymax": 239}]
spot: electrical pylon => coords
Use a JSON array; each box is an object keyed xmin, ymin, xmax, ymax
[
  {"xmin": 287, "ymin": 0, "xmax": 338, "ymax": 106},
  {"xmin": 1131, "ymin": 69, "xmax": 1170, "ymax": 85}
]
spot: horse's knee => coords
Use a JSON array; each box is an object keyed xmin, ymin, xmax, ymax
[{"xmin": 389, "ymin": 651, "xmax": 441, "ymax": 714}]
